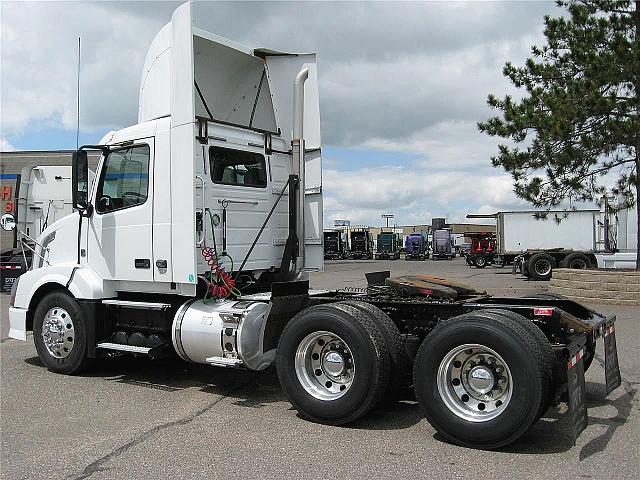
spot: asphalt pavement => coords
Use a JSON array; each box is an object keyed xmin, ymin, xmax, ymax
[{"xmin": 1, "ymin": 257, "xmax": 638, "ymax": 479}]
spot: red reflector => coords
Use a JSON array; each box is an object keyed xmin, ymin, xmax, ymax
[
  {"xmin": 418, "ymin": 288, "xmax": 434, "ymax": 296},
  {"xmin": 534, "ymin": 307, "xmax": 553, "ymax": 316}
]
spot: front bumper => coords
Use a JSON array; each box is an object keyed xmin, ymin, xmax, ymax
[{"xmin": 8, "ymin": 306, "xmax": 28, "ymax": 341}]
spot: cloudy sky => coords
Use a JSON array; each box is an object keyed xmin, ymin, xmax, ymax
[{"xmin": 1, "ymin": 0, "xmax": 563, "ymax": 227}]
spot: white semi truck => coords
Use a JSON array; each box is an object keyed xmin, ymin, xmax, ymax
[
  {"xmin": 1, "ymin": 165, "xmax": 86, "ymax": 291},
  {"xmin": 8, "ymin": 3, "xmax": 620, "ymax": 449}
]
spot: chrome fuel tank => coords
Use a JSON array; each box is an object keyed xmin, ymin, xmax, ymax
[{"xmin": 172, "ymin": 299, "xmax": 273, "ymax": 370}]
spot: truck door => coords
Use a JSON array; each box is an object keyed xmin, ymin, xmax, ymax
[
  {"xmin": 206, "ymin": 143, "xmax": 271, "ymax": 271},
  {"xmin": 87, "ymin": 140, "xmax": 154, "ymax": 282}
]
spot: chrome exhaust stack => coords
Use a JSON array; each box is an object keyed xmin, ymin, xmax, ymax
[{"xmin": 292, "ymin": 67, "xmax": 309, "ymax": 276}]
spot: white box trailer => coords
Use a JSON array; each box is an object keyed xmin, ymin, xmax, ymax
[
  {"xmin": 468, "ymin": 205, "xmax": 637, "ymax": 279},
  {"xmin": 498, "ymin": 210, "xmax": 598, "ymax": 254},
  {"xmin": 1, "ymin": 165, "xmax": 92, "ymax": 291},
  {"xmin": 6, "ymin": 3, "xmax": 621, "ymax": 449}
]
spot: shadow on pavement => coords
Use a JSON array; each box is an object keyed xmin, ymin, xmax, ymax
[{"xmin": 24, "ymin": 356, "xmax": 635, "ymax": 450}]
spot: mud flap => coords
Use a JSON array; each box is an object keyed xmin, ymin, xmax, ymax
[
  {"xmin": 603, "ymin": 323, "xmax": 622, "ymax": 395},
  {"xmin": 566, "ymin": 341, "xmax": 588, "ymax": 445}
]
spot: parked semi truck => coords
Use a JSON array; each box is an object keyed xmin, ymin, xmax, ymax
[
  {"xmin": 323, "ymin": 231, "xmax": 344, "ymax": 260},
  {"xmin": 1, "ymin": 165, "xmax": 84, "ymax": 291},
  {"xmin": 405, "ymin": 232, "xmax": 428, "ymax": 260},
  {"xmin": 8, "ymin": 3, "xmax": 620, "ymax": 449},
  {"xmin": 464, "ymin": 232, "xmax": 497, "ymax": 269},
  {"xmin": 374, "ymin": 232, "xmax": 400, "ymax": 260},
  {"xmin": 349, "ymin": 230, "xmax": 373, "ymax": 259},
  {"xmin": 468, "ymin": 206, "xmax": 637, "ymax": 280},
  {"xmin": 432, "ymin": 229, "xmax": 454, "ymax": 260}
]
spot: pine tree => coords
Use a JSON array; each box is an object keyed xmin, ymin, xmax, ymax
[{"xmin": 479, "ymin": 0, "xmax": 639, "ymax": 268}]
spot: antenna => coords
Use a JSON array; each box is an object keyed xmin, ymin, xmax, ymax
[{"xmin": 76, "ymin": 37, "xmax": 81, "ymax": 149}]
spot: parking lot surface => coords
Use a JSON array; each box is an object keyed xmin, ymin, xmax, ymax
[{"xmin": 1, "ymin": 258, "xmax": 638, "ymax": 479}]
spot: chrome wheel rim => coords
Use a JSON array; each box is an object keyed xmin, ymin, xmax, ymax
[
  {"xmin": 437, "ymin": 344, "xmax": 513, "ymax": 422},
  {"xmin": 534, "ymin": 258, "xmax": 552, "ymax": 276},
  {"xmin": 476, "ymin": 257, "xmax": 485, "ymax": 267},
  {"xmin": 41, "ymin": 307, "xmax": 75, "ymax": 358},
  {"xmin": 295, "ymin": 331, "xmax": 355, "ymax": 401}
]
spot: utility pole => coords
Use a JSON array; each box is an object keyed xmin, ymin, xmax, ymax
[{"xmin": 381, "ymin": 214, "xmax": 394, "ymax": 231}]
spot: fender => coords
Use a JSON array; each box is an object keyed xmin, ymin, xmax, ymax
[{"xmin": 13, "ymin": 264, "xmax": 115, "ymax": 310}]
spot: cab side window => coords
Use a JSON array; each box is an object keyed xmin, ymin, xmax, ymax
[
  {"xmin": 210, "ymin": 146, "xmax": 267, "ymax": 188},
  {"xmin": 96, "ymin": 145, "xmax": 150, "ymax": 213}
]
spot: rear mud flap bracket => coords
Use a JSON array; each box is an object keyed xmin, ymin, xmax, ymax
[{"xmin": 566, "ymin": 339, "xmax": 588, "ymax": 445}]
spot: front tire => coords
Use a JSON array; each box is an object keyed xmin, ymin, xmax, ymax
[
  {"xmin": 33, "ymin": 291, "xmax": 91, "ymax": 374},
  {"xmin": 413, "ymin": 310, "xmax": 548, "ymax": 449},
  {"xmin": 474, "ymin": 255, "xmax": 487, "ymax": 269},
  {"xmin": 276, "ymin": 304, "xmax": 390, "ymax": 425}
]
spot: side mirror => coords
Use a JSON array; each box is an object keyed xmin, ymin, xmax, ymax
[
  {"xmin": 1, "ymin": 213, "xmax": 16, "ymax": 231},
  {"xmin": 72, "ymin": 150, "xmax": 89, "ymax": 211}
]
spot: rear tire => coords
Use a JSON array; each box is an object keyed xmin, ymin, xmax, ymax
[
  {"xmin": 33, "ymin": 291, "xmax": 91, "ymax": 374},
  {"xmin": 276, "ymin": 304, "xmax": 390, "ymax": 425},
  {"xmin": 562, "ymin": 252, "xmax": 591, "ymax": 270},
  {"xmin": 528, "ymin": 253, "xmax": 555, "ymax": 281},
  {"xmin": 413, "ymin": 310, "xmax": 548, "ymax": 449},
  {"xmin": 485, "ymin": 309, "xmax": 555, "ymax": 419},
  {"xmin": 338, "ymin": 301, "xmax": 409, "ymax": 400}
]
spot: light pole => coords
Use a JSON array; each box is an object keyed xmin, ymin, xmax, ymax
[{"xmin": 381, "ymin": 214, "xmax": 394, "ymax": 231}]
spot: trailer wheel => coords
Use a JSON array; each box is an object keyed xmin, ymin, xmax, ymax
[
  {"xmin": 338, "ymin": 301, "xmax": 409, "ymax": 400},
  {"xmin": 562, "ymin": 252, "xmax": 591, "ymax": 270},
  {"xmin": 474, "ymin": 255, "xmax": 487, "ymax": 269},
  {"xmin": 413, "ymin": 310, "xmax": 548, "ymax": 449},
  {"xmin": 276, "ymin": 304, "xmax": 390, "ymax": 425},
  {"xmin": 33, "ymin": 291, "xmax": 91, "ymax": 374},
  {"xmin": 528, "ymin": 253, "xmax": 555, "ymax": 281}
]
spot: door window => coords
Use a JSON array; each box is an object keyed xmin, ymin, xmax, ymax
[
  {"xmin": 209, "ymin": 146, "xmax": 267, "ymax": 188},
  {"xmin": 95, "ymin": 145, "xmax": 150, "ymax": 213}
]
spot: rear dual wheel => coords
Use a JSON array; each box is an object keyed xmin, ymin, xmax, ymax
[
  {"xmin": 276, "ymin": 304, "xmax": 391, "ymax": 425},
  {"xmin": 413, "ymin": 309, "xmax": 553, "ymax": 449}
]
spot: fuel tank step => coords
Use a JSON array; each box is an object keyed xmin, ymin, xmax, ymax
[{"xmin": 206, "ymin": 356, "xmax": 243, "ymax": 367}]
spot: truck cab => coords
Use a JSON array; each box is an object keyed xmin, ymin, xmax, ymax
[{"xmin": 8, "ymin": 2, "xmax": 322, "ymax": 357}]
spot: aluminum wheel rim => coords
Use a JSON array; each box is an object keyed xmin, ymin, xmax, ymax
[
  {"xmin": 534, "ymin": 258, "xmax": 552, "ymax": 276},
  {"xmin": 437, "ymin": 344, "xmax": 513, "ymax": 422},
  {"xmin": 41, "ymin": 307, "xmax": 75, "ymax": 359},
  {"xmin": 476, "ymin": 257, "xmax": 485, "ymax": 267},
  {"xmin": 295, "ymin": 331, "xmax": 355, "ymax": 401}
]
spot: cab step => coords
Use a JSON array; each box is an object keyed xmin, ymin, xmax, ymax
[
  {"xmin": 102, "ymin": 299, "xmax": 171, "ymax": 310},
  {"xmin": 96, "ymin": 342, "xmax": 151, "ymax": 354}
]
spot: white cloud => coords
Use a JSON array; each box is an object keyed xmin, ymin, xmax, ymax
[
  {"xmin": 322, "ymin": 165, "xmax": 528, "ymax": 227},
  {"xmin": 1, "ymin": 1, "xmax": 563, "ymax": 222},
  {"xmin": 0, "ymin": 136, "xmax": 15, "ymax": 151}
]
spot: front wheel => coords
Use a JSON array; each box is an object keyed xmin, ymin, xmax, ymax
[
  {"xmin": 33, "ymin": 291, "xmax": 91, "ymax": 374},
  {"xmin": 413, "ymin": 311, "xmax": 548, "ymax": 449},
  {"xmin": 474, "ymin": 255, "xmax": 487, "ymax": 268}
]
